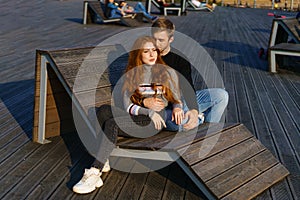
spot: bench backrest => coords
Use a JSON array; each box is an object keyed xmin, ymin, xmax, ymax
[
  {"xmin": 88, "ymin": 1, "xmax": 109, "ymax": 20},
  {"xmin": 49, "ymin": 45, "xmax": 127, "ymax": 112},
  {"xmin": 33, "ymin": 45, "xmax": 129, "ymax": 140},
  {"xmin": 269, "ymin": 18, "xmax": 300, "ymax": 47}
]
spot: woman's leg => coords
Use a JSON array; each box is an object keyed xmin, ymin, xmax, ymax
[
  {"xmin": 92, "ymin": 105, "xmax": 157, "ymax": 170},
  {"xmin": 73, "ymin": 104, "xmax": 156, "ymax": 194}
]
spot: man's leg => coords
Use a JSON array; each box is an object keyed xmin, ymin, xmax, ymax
[
  {"xmin": 196, "ymin": 88, "xmax": 228, "ymax": 122},
  {"xmin": 134, "ymin": 2, "xmax": 155, "ymax": 20}
]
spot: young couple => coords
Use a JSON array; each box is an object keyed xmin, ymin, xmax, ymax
[{"xmin": 73, "ymin": 18, "xmax": 229, "ymax": 194}]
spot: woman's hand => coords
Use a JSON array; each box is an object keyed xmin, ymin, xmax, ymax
[
  {"xmin": 143, "ymin": 97, "xmax": 165, "ymax": 112},
  {"xmin": 150, "ymin": 112, "xmax": 166, "ymax": 130},
  {"xmin": 172, "ymin": 107, "xmax": 184, "ymax": 125}
]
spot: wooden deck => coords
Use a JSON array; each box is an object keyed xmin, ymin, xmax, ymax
[{"xmin": 0, "ymin": 0, "xmax": 299, "ymax": 199}]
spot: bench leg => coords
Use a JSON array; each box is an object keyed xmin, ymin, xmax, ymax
[
  {"xmin": 270, "ymin": 50, "xmax": 277, "ymax": 73},
  {"xmin": 269, "ymin": 50, "xmax": 300, "ymax": 73},
  {"xmin": 37, "ymin": 55, "xmax": 51, "ymax": 144},
  {"xmin": 83, "ymin": 1, "xmax": 88, "ymax": 24}
]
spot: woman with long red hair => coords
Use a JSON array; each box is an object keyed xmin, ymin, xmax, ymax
[{"xmin": 122, "ymin": 35, "xmax": 185, "ymax": 130}]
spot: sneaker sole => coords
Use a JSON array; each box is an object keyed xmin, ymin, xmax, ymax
[
  {"xmin": 73, "ymin": 179, "xmax": 103, "ymax": 194},
  {"xmin": 102, "ymin": 167, "xmax": 111, "ymax": 173}
]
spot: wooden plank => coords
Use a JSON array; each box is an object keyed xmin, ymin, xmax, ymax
[
  {"xmin": 0, "ymin": 133, "xmax": 31, "ymax": 164},
  {"xmin": 270, "ymin": 43, "xmax": 300, "ymax": 52},
  {"xmin": 1, "ymin": 2, "xmax": 300, "ymax": 199},
  {"xmin": 25, "ymin": 134, "xmax": 86, "ymax": 199},
  {"xmin": 0, "ymin": 140, "xmax": 40, "ymax": 180},
  {"xmin": 0, "ymin": 117, "xmax": 32, "ymax": 149},
  {"xmin": 192, "ymin": 137, "xmax": 266, "ymax": 182},
  {"xmin": 206, "ymin": 150, "xmax": 280, "ymax": 198},
  {"xmin": 0, "ymin": 137, "xmax": 61, "ymax": 199},
  {"xmin": 50, "ymin": 61, "xmax": 126, "ymax": 82},
  {"xmin": 116, "ymin": 162, "xmax": 149, "ymax": 199},
  {"xmin": 161, "ymin": 162, "xmax": 186, "ymax": 200},
  {"xmin": 93, "ymin": 158, "xmax": 135, "ymax": 199},
  {"xmin": 180, "ymin": 124, "xmax": 253, "ymax": 165},
  {"xmin": 139, "ymin": 165, "xmax": 169, "ymax": 199},
  {"xmin": 222, "ymin": 163, "xmax": 289, "ymax": 200},
  {"xmin": 34, "ymin": 79, "xmax": 67, "ymax": 97},
  {"xmin": 49, "ymin": 45, "xmax": 124, "ymax": 65},
  {"xmin": 2, "ymin": 137, "xmax": 76, "ymax": 199},
  {"xmin": 34, "ymin": 92, "xmax": 70, "ymax": 110},
  {"xmin": 46, "ymin": 150, "xmax": 96, "ymax": 200},
  {"xmin": 117, "ymin": 123, "xmax": 237, "ymax": 151}
]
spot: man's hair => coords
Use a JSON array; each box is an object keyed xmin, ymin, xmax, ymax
[{"xmin": 151, "ymin": 17, "xmax": 175, "ymax": 38}]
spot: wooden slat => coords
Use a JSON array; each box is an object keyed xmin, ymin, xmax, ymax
[
  {"xmin": 179, "ymin": 124, "xmax": 252, "ymax": 165},
  {"xmin": 2, "ymin": 1, "xmax": 300, "ymax": 199},
  {"xmin": 117, "ymin": 123, "xmax": 238, "ymax": 151},
  {"xmin": 222, "ymin": 163, "xmax": 289, "ymax": 200},
  {"xmin": 191, "ymin": 137, "xmax": 266, "ymax": 182},
  {"xmin": 207, "ymin": 150, "xmax": 280, "ymax": 198},
  {"xmin": 270, "ymin": 43, "xmax": 300, "ymax": 52}
]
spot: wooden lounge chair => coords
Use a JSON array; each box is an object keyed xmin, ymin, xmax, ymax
[
  {"xmin": 186, "ymin": 0, "xmax": 213, "ymax": 12},
  {"xmin": 268, "ymin": 18, "xmax": 300, "ymax": 72},
  {"xmin": 83, "ymin": 1, "xmax": 146, "ymax": 27},
  {"xmin": 33, "ymin": 44, "xmax": 289, "ymax": 199},
  {"xmin": 145, "ymin": 0, "xmax": 186, "ymax": 16}
]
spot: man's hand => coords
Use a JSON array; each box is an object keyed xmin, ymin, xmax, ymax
[
  {"xmin": 143, "ymin": 97, "xmax": 165, "ymax": 112},
  {"xmin": 183, "ymin": 109, "xmax": 199, "ymax": 130},
  {"xmin": 150, "ymin": 112, "xmax": 166, "ymax": 130},
  {"xmin": 172, "ymin": 107, "xmax": 184, "ymax": 125}
]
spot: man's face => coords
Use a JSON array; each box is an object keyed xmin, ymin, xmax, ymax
[{"xmin": 152, "ymin": 30, "xmax": 173, "ymax": 55}]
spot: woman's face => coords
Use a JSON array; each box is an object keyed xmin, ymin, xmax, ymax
[{"xmin": 141, "ymin": 42, "xmax": 157, "ymax": 65}]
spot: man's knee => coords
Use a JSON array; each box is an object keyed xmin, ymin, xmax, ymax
[
  {"xmin": 219, "ymin": 88, "xmax": 229, "ymax": 104},
  {"xmin": 211, "ymin": 88, "xmax": 229, "ymax": 104}
]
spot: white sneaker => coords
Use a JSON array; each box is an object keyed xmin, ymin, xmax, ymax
[
  {"xmin": 73, "ymin": 167, "xmax": 103, "ymax": 194},
  {"xmin": 102, "ymin": 159, "xmax": 111, "ymax": 173},
  {"xmin": 212, "ymin": 3, "xmax": 217, "ymax": 10}
]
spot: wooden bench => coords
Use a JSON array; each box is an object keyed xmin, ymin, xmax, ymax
[
  {"xmin": 163, "ymin": 7, "xmax": 182, "ymax": 16},
  {"xmin": 145, "ymin": 0, "xmax": 186, "ymax": 16},
  {"xmin": 268, "ymin": 18, "xmax": 300, "ymax": 72},
  {"xmin": 33, "ymin": 45, "xmax": 289, "ymax": 199},
  {"xmin": 83, "ymin": 1, "xmax": 147, "ymax": 27}
]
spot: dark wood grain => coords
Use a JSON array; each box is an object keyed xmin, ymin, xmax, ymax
[{"xmin": 0, "ymin": 0, "xmax": 299, "ymax": 199}]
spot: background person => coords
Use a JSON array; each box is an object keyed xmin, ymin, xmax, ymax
[{"xmin": 119, "ymin": 1, "xmax": 158, "ymax": 21}]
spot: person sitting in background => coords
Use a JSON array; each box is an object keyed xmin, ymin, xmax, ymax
[
  {"xmin": 119, "ymin": 1, "xmax": 157, "ymax": 21},
  {"xmin": 105, "ymin": 0, "xmax": 126, "ymax": 18},
  {"xmin": 191, "ymin": 0, "xmax": 216, "ymax": 10}
]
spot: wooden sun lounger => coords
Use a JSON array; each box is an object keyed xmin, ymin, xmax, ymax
[
  {"xmin": 186, "ymin": 0, "xmax": 213, "ymax": 12},
  {"xmin": 33, "ymin": 45, "xmax": 289, "ymax": 199},
  {"xmin": 268, "ymin": 18, "xmax": 300, "ymax": 73},
  {"xmin": 145, "ymin": 0, "xmax": 186, "ymax": 16},
  {"xmin": 83, "ymin": 1, "xmax": 146, "ymax": 27}
]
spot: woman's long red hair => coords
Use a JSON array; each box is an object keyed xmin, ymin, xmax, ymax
[{"xmin": 122, "ymin": 36, "xmax": 180, "ymax": 105}]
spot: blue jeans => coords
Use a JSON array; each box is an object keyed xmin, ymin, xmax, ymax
[
  {"xmin": 164, "ymin": 88, "xmax": 228, "ymax": 132},
  {"xmin": 134, "ymin": 2, "xmax": 155, "ymax": 20},
  {"xmin": 196, "ymin": 88, "xmax": 228, "ymax": 122},
  {"xmin": 110, "ymin": 9, "xmax": 122, "ymax": 18}
]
